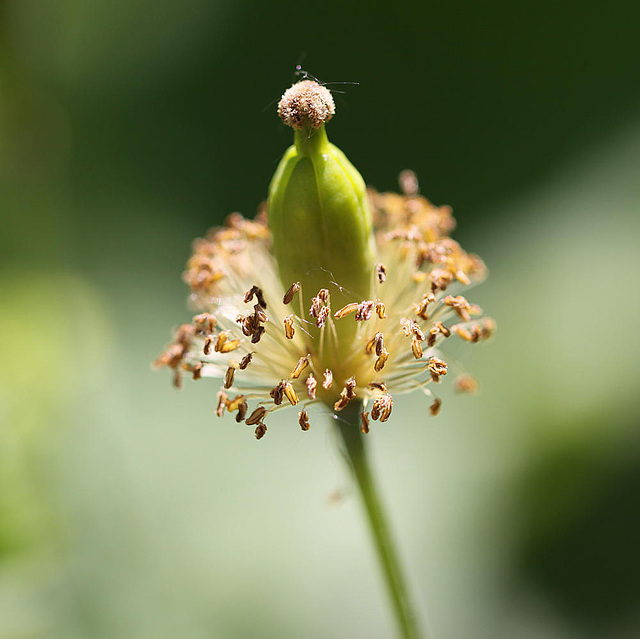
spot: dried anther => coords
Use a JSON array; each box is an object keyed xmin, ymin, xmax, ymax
[
  {"xmin": 429, "ymin": 398, "xmax": 442, "ymax": 416},
  {"xmin": 239, "ymin": 352, "xmax": 253, "ymax": 370},
  {"xmin": 371, "ymin": 394, "xmax": 393, "ymax": 422},
  {"xmin": 334, "ymin": 302, "xmax": 359, "ymax": 319},
  {"xmin": 375, "ymin": 302, "xmax": 387, "ymax": 319},
  {"xmin": 254, "ymin": 424, "xmax": 267, "ymax": 440},
  {"xmin": 374, "ymin": 348, "xmax": 389, "ymax": 372},
  {"xmin": 355, "ymin": 301, "xmax": 374, "ymax": 321},
  {"xmin": 246, "ymin": 405, "xmax": 267, "ymax": 425},
  {"xmin": 322, "ymin": 369, "xmax": 333, "ymax": 389},
  {"xmin": 283, "ymin": 281, "xmax": 301, "ymax": 305},
  {"xmin": 298, "ymin": 410, "xmax": 310, "ymax": 431},
  {"xmin": 376, "ymin": 264, "xmax": 387, "ymax": 284},
  {"xmin": 244, "ymin": 285, "xmax": 267, "ymax": 309},
  {"xmin": 224, "ymin": 365, "xmax": 236, "ymax": 389},
  {"xmin": 203, "ymin": 335, "xmax": 214, "ymax": 355},
  {"xmin": 443, "ymin": 295, "xmax": 481, "ymax": 322},
  {"xmin": 270, "ymin": 381, "xmax": 285, "ymax": 405},
  {"xmin": 427, "ymin": 321, "xmax": 450, "ymax": 347},
  {"xmin": 368, "ymin": 381, "xmax": 388, "ymax": 392},
  {"xmin": 454, "ymin": 375, "xmax": 479, "ymax": 394},
  {"xmin": 427, "ymin": 356, "xmax": 448, "ymax": 382},
  {"xmin": 193, "ymin": 313, "xmax": 216, "ymax": 333}
]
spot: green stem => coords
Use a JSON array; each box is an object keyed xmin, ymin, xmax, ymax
[{"xmin": 336, "ymin": 402, "xmax": 425, "ymax": 639}]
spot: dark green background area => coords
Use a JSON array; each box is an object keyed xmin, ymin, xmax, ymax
[{"xmin": 1, "ymin": 1, "xmax": 639, "ymax": 638}]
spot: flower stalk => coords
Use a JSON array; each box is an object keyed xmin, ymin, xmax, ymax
[{"xmin": 337, "ymin": 402, "xmax": 425, "ymax": 639}]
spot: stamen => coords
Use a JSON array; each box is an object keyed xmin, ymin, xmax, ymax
[
  {"xmin": 414, "ymin": 293, "xmax": 435, "ymax": 320},
  {"xmin": 254, "ymin": 424, "xmax": 267, "ymax": 440},
  {"xmin": 250, "ymin": 326, "xmax": 265, "ymax": 344},
  {"xmin": 375, "ymin": 302, "xmax": 387, "ymax": 319},
  {"xmin": 270, "ymin": 381, "xmax": 285, "ymax": 405},
  {"xmin": 427, "ymin": 321, "xmax": 450, "ymax": 347},
  {"xmin": 299, "ymin": 410, "xmax": 310, "ymax": 431},
  {"xmin": 429, "ymin": 398, "xmax": 442, "ymax": 416},
  {"xmin": 244, "ymin": 285, "xmax": 267, "ymax": 309},
  {"xmin": 411, "ymin": 336, "xmax": 423, "ymax": 359},
  {"xmin": 374, "ymin": 348, "xmax": 389, "ymax": 372},
  {"xmin": 345, "ymin": 376, "xmax": 357, "ymax": 400},
  {"xmin": 322, "ymin": 369, "xmax": 333, "ymax": 389},
  {"xmin": 316, "ymin": 306, "xmax": 329, "ymax": 328},
  {"xmin": 192, "ymin": 362, "xmax": 203, "ymax": 380},
  {"xmin": 454, "ymin": 375, "xmax": 479, "ymax": 394},
  {"xmin": 355, "ymin": 301, "xmax": 374, "ymax": 321},
  {"xmin": 443, "ymin": 295, "xmax": 481, "ymax": 322},
  {"xmin": 368, "ymin": 381, "xmax": 388, "ymax": 392},
  {"xmin": 193, "ymin": 313, "xmax": 217, "ymax": 333},
  {"xmin": 334, "ymin": 390, "xmax": 350, "ymax": 411},
  {"xmin": 204, "ymin": 335, "xmax": 214, "ymax": 355}
]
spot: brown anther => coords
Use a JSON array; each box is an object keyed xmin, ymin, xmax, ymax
[
  {"xmin": 414, "ymin": 293, "xmax": 435, "ymax": 320},
  {"xmin": 374, "ymin": 348, "xmax": 389, "ymax": 372},
  {"xmin": 239, "ymin": 352, "xmax": 253, "ymax": 370},
  {"xmin": 172, "ymin": 368, "xmax": 182, "ymax": 389},
  {"xmin": 322, "ymin": 369, "xmax": 333, "ymax": 389},
  {"xmin": 360, "ymin": 411, "xmax": 370, "ymax": 434},
  {"xmin": 246, "ymin": 405, "xmax": 267, "ymax": 425},
  {"xmin": 454, "ymin": 375, "xmax": 479, "ymax": 394},
  {"xmin": 401, "ymin": 318, "xmax": 425, "ymax": 341},
  {"xmin": 193, "ymin": 313, "xmax": 216, "ymax": 334},
  {"xmin": 427, "ymin": 321, "xmax": 450, "ymax": 347},
  {"xmin": 283, "ymin": 315, "xmax": 296, "ymax": 339},
  {"xmin": 371, "ymin": 394, "xmax": 393, "ymax": 422},
  {"xmin": 317, "ymin": 288, "xmax": 330, "ymax": 304},
  {"xmin": 306, "ymin": 374, "xmax": 317, "ymax": 399},
  {"xmin": 366, "ymin": 332, "xmax": 384, "ymax": 355},
  {"xmin": 283, "ymin": 281, "xmax": 301, "ymax": 305},
  {"xmin": 411, "ymin": 336, "xmax": 423, "ymax": 359},
  {"xmin": 298, "ymin": 410, "xmax": 311, "ymax": 431},
  {"xmin": 429, "ymin": 268, "xmax": 454, "ymax": 292},
  {"xmin": 203, "ymin": 335, "xmax": 214, "ymax": 355},
  {"xmin": 334, "ymin": 390, "xmax": 350, "ymax": 411},
  {"xmin": 283, "ymin": 381, "xmax": 299, "ymax": 406},
  {"xmin": 355, "ymin": 301, "xmax": 374, "ymax": 321},
  {"xmin": 254, "ymin": 424, "xmax": 267, "ymax": 440},
  {"xmin": 227, "ymin": 394, "xmax": 246, "ymax": 412},
  {"xmin": 316, "ymin": 306, "xmax": 329, "ymax": 328},
  {"xmin": 224, "ymin": 365, "xmax": 236, "ymax": 389},
  {"xmin": 244, "ymin": 285, "xmax": 267, "ymax": 309},
  {"xmin": 368, "ymin": 381, "xmax": 388, "ymax": 392},
  {"xmin": 253, "ymin": 304, "xmax": 268, "ymax": 323},
  {"xmin": 269, "ymin": 381, "xmax": 285, "ymax": 406},
  {"xmin": 429, "ymin": 398, "xmax": 442, "ymax": 416},
  {"xmin": 216, "ymin": 391, "xmax": 229, "ymax": 418},
  {"xmin": 345, "ymin": 377, "xmax": 357, "ymax": 400},
  {"xmin": 376, "ymin": 264, "xmax": 387, "ymax": 284},
  {"xmin": 250, "ymin": 326, "xmax": 265, "ymax": 344},
  {"xmin": 427, "ymin": 356, "xmax": 448, "ymax": 382},
  {"xmin": 192, "ymin": 362, "xmax": 203, "ymax": 380},
  {"xmin": 290, "ymin": 355, "xmax": 310, "ymax": 379},
  {"xmin": 236, "ymin": 400, "xmax": 248, "ymax": 422},
  {"xmin": 375, "ymin": 302, "xmax": 387, "ymax": 319},
  {"xmin": 334, "ymin": 302, "xmax": 359, "ymax": 319},
  {"xmin": 443, "ymin": 295, "xmax": 481, "ymax": 322}
]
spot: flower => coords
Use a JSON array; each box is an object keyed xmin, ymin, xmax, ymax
[{"xmin": 155, "ymin": 81, "xmax": 494, "ymax": 439}]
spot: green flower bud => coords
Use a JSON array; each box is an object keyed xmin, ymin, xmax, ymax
[{"xmin": 268, "ymin": 81, "xmax": 376, "ymax": 306}]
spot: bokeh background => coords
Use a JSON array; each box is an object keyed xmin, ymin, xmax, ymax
[{"xmin": 1, "ymin": 1, "xmax": 639, "ymax": 637}]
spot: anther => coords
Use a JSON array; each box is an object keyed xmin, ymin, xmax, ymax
[
  {"xmin": 306, "ymin": 373, "xmax": 317, "ymax": 399},
  {"xmin": 254, "ymin": 424, "xmax": 267, "ymax": 440},
  {"xmin": 371, "ymin": 394, "xmax": 393, "ymax": 422},
  {"xmin": 216, "ymin": 391, "xmax": 229, "ymax": 418},
  {"xmin": 250, "ymin": 326, "xmax": 265, "ymax": 344},
  {"xmin": 239, "ymin": 352, "xmax": 253, "ymax": 370},
  {"xmin": 283, "ymin": 315, "xmax": 296, "ymax": 339},
  {"xmin": 345, "ymin": 377, "xmax": 357, "ymax": 400},
  {"xmin": 368, "ymin": 381, "xmax": 387, "ymax": 392},
  {"xmin": 244, "ymin": 285, "xmax": 267, "ymax": 309},
  {"xmin": 299, "ymin": 410, "xmax": 310, "ymax": 431},
  {"xmin": 290, "ymin": 355, "xmax": 310, "ymax": 379},
  {"xmin": 443, "ymin": 295, "xmax": 481, "ymax": 322},
  {"xmin": 322, "ymin": 369, "xmax": 333, "ymax": 389},
  {"xmin": 427, "ymin": 356, "xmax": 448, "ymax": 382},
  {"xmin": 334, "ymin": 302, "xmax": 359, "ymax": 319},
  {"xmin": 316, "ymin": 306, "xmax": 329, "ymax": 328},
  {"xmin": 193, "ymin": 313, "xmax": 217, "ymax": 334},
  {"xmin": 375, "ymin": 302, "xmax": 387, "ymax": 319},
  {"xmin": 192, "ymin": 362, "xmax": 203, "ymax": 380},
  {"xmin": 283, "ymin": 381, "xmax": 299, "ymax": 406},
  {"xmin": 355, "ymin": 301, "xmax": 374, "ymax": 321},
  {"xmin": 246, "ymin": 405, "xmax": 267, "ymax": 425},
  {"xmin": 374, "ymin": 348, "xmax": 389, "ymax": 372},
  {"xmin": 203, "ymin": 335, "xmax": 214, "ymax": 355},
  {"xmin": 411, "ymin": 336, "xmax": 423, "ymax": 359},
  {"xmin": 269, "ymin": 381, "xmax": 285, "ymax": 406},
  {"xmin": 360, "ymin": 411, "xmax": 370, "ymax": 434},
  {"xmin": 224, "ymin": 365, "xmax": 236, "ymax": 389},
  {"xmin": 454, "ymin": 375, "xmax": 479, "ymax": 394},
  {"xmin": 429, "ymin": 398, "xmax": 442, "ymax": 416},
  {"xmin": 376, "ymin": 264, "xmax": 387, "ymax": 284},
  {"xmin": 283, "ymin": 282, "xmax": 301, "ymax": 305}
]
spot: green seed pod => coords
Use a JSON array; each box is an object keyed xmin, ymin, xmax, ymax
[{"xmin": 268, "ymin": 81, "xmax": 376, "ymax": 306}]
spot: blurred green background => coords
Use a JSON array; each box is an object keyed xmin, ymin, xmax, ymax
[{"xmin": 1, "ymin": 1, "xmax": 639, "ymax": 637}]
